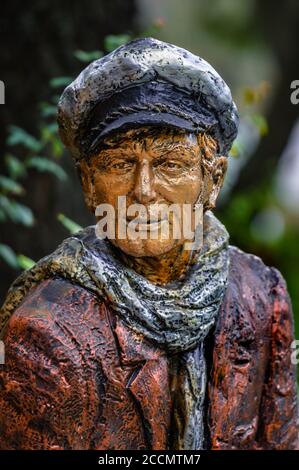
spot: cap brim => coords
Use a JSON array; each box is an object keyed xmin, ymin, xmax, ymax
[{"xmin": 89, "ymin": 111, "xmax": 213, "ymax": 154}]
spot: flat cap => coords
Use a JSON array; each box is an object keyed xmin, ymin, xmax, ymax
[{"xmin": 58, "ymin": 37, "xmax": 239, "ymax": 160}]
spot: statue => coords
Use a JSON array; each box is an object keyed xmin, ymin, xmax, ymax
[{"xmin": 0, "ymin": 38, "xmax": 297, "ymax": 450}]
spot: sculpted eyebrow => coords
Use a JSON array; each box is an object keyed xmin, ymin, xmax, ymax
[
  {"xmin": 93, "ymin": 150, "xmax": 138, "ymax": 171},
  {"xmin": 153, "ymin": 145, "xmax": 199, "ymax": 159},
  {"xmin": 97, "ymin": 138, "xmax": 136, "ymax": 152},
  {"xmin": 95, "ymin": 145, "xmax": 136, "ymax": 160}
]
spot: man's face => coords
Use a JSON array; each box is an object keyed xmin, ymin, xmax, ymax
[{"xmin": 80, "ymin": 128, "xmax": 222, "ymax": 257}]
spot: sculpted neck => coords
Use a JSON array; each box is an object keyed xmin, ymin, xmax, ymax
[{"xmin": 115, "ymin": 243, "xmax": 198, "ymax": 286}]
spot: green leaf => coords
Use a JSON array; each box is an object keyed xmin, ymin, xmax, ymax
[
  {"xmin": 250, "ymin": 114, "xmax": 269, "ymax": 137},
  {"xmin": 0, "ymin": 195, "xmax": 34, "ymax": 226},
  {"xmin": 104, "ymin": 34, "xmax": 132, "ymax": 53},
  {"xmin": 0, "ymin": 243, "xmax": 19, "ymax": 269},
  {"xmin": 74, "ymin": 49, "xmax": 103, "ymax": 62},
  {"xmin": 49, "ymin": 76, "xmax": 73, "ymax": 88},
  {"xmin": 17, "ymin": 254, "xmax": 35, "ymax": 270},
  {"xmin": 26, "ymin": 157, "xmax": 67, "ymax": 181},
  {"xmin": 57, "ymin": 213, "xmax": 82, "ymax": 234},
  {"xmin": 0, "ymin": 175, "xmax": 24, "ymax": 195},
  {"xmin": 39, "ymin": 102, "xmax": 57, "ymax": 118},
  {"xmin": 229, "ymin": 139, "xmax": 244, "ymax": 158},
  {"xmin": 46, "ymin": 122, "xmax": 58, "ymax": 134},
  {"xmin": 11, "ymin": 201, "xmax": 34, "ymax": 226},
  {"xmin": 51, "ymin": 137, "xmax": 64, "ymax": 158},
  {"xmin": 5, "ymin": 154, "xmax": 27, "ymax": 179},
  {"xmin": 7, "ymin": 126, "xmax": 42, "ymax": 152},
  {"xmin": 41, "ymin": 125, "xmax": 62, "ymax": 157},
  {"xmin": 243, "ymin": 87, "xmax": 256, "ymax": 105},
  {"xmin": 39, "ymin": 123, "xmax": 64, "ymax": 157},
  {"xmin": 40, "ymin": 124, "xmax": 61, "ymax": 153}
]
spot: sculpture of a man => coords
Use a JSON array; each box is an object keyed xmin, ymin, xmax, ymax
[{"xmin": 0, "ymin": 38, "xmax": 297, "ymax": 450}]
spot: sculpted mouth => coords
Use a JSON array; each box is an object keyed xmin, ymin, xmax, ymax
[
  {"xmin": 126, "ymin": 218, "xmax": 169, "ymax": 231},
  {"xmin": 129, "ymin": 218, "xmax": 167, "ymax": 224}
]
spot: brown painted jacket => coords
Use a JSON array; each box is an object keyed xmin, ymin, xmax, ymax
[{"xmin": 0, "ymin": 246, "xmax": 297, "ymax": 450}]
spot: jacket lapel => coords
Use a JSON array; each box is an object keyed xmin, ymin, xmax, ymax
[{"xmin": 114, "ymin": 316, "xmax": 172, "ymax": 449}]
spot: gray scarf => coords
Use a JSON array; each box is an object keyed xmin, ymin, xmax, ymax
[{"xmin": 0, "ymin": 210, "xmax": 229, "ymax": 450}]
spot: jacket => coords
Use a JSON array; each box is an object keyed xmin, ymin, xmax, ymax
[{"xmin": 0, "ymin": 246, "xmax": 297, "ymax": 449}]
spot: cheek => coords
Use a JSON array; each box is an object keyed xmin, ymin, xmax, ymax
[
  {"xmin": 93, "ymin": 173, "xmax": 134, "ymax": 205},
  {"xmin": 156, "ymin": 168, "xmax": 203, "ymax": 204},
  {"xmin": 201, "ymin": 173, "xmax": 215, "ymax": 206}
]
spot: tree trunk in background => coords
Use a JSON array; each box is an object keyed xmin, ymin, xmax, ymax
[
  {"xmin": 233, "ymin": 0, "xmax": 299, "ymax": 192},
  {"xmin": 0, "ymin": 0, "xmax": 137, "ymax": 301}
]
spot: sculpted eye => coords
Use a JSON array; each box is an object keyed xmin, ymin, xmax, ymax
[
  {"xmin": 109, "ymin": 159, "xmax": 136, "ymax": 171},
  {"xmin": 112, "ymin": 161, "xmax": 126, "ymax": 169},
  {"xmin": 166, "ymin": 161, "xmax": 182, "ymax": 169},
  {"xmin": 155, "ymin": 159, "xmax": 184, "ymax": 171}
]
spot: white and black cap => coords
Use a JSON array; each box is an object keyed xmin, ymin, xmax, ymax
[{"xmin": 58, "ymin": 37, "xmax": 239, "ymax": 160}]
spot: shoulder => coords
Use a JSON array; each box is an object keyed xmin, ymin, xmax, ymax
[
  {"xmin": 8, "ymin": 277, "xmax": 99, "ymax": 324},
  {"xmin": 228, "ymin": 246, "xmax": 295, "ymax": 344},
  {"xmin": 217, "ymin": 245, "xmax": 292, "ymax": 335},
  {"xmin": 227, "ymin": 245, "xmax": 288, "ymax": 301},
  {"xmin": 2, "ymin": 277, "xmax": 103, "ymax": 363}
]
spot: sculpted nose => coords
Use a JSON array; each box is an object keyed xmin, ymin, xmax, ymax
[{"xmin": 133, "ymin": 160, "xmax": 156, "ymax": 204}]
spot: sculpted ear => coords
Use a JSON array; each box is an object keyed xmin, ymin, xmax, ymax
[
  {"xmin": 77, "ymin": 160, "xmax": 96, "ymax": 213},
  {"xmin": 207, "ymin": 156, "xmax": 228, "ymax": 209}
]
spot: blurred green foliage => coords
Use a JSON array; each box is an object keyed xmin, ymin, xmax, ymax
[
  {"xmin": 219, "ymin": 182, "xmax": 299, "ymax": 348},
  {"xmin": 0, "ymin": 67, "xmax": 69, "ymax": 269},
  {"xmin": 57, "ymin": 213, "xmax": 82, "ymax": 235},
  {"xmin": 0, "ymin": 114, "xmax": 68, "ymax": 268}
]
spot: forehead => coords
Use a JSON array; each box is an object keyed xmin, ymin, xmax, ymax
[{"xmin": 97, "ymin": 127, "xmax": 199, "ymax": 155}]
